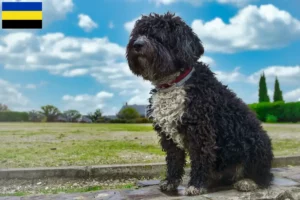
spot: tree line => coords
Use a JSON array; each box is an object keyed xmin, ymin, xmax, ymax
[
  {"xmin": 0, "ymin": 104, "xmax": 151, "ymax": 123},
  {"xmin": 259, "ymin": 74, "xmax": 284, "ymax": 103},
  {"xmin": 255, "ymin": 74, "xmax": 299, "ymax": 123},
  {"xmin": 1, "ymin": 75, "xmax": 298, "ymax": 123},
  {"xmin": 0, "ymin": 104, "xmax": 104, "ymax": 123}
]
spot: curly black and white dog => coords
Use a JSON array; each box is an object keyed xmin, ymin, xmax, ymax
[{"xmin": 126, "ymin": 12, "xmax": 274, "ymax": 196}]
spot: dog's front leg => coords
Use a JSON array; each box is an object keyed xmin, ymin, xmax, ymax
[
  {"xmin": 185, "ymin": 124, "xmax": 217, "ymax": 196},
  {"xmin": 159, "ymin": 133, "xmax": 186, "ymax": 192}
]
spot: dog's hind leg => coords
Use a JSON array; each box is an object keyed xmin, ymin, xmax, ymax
[
  {"xmin": 233, "ymin": 179, "xmax": 258, "ymax": 192},
  {"xmin": 241, "ymin": 132, "xmax": 274, "ymax": 190},
  {"xmin": 233, "ymin": 134, "xmax": 273, "ymax": 192},
  {"xmin": 159, "ymin": 133, "xmax": 186, "ymax": 192},
  {"xmin": 234, "ymin": 161, "xmax": 273, "ymax": 192}
]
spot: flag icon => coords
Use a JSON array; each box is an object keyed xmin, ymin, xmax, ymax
[{"xmin": 2, "ymin": 2, "xmax": 42, "ymax": 29}]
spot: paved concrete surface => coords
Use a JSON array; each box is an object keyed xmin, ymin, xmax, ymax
[{"xmin": 1, "ymin": 166, "xmax": 300, "ymax": 200}]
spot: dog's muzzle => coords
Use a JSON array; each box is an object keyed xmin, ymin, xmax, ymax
[
  {"xmin": 133, "ymin": 36, "xmax": 147, "ymax": 53},
  {"xmin": 133, "ymin": 38, "xmax": 145, "ymax": 52}
]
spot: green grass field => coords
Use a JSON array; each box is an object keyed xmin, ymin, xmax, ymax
[{"xmin": 0, "ymin": 123, "xmax": 299, "ymax": 168}]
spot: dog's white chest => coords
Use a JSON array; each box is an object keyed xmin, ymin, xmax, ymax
[{"xmin": 150, "ymin": 86, "xmax": 186, "ymax": 149}]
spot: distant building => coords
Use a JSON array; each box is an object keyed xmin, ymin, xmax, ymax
[
  {"xmin": 77, "ymin": 115, "xmax": 92, "ymax": 123},
  {"xmin": 118, "ymin": 102, "xmax": 148, "ymax": 117},
  {"xmin": 103, "ymin": 115, "xmax": 118, "ymax": 120},
  {"xmin": 56, "ymin": 115, "xmax": 68, "ymax": 122}
]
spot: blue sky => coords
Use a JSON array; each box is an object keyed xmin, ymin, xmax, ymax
[{"xmin": 0, "ymin": 0, "xmax": 299, "ymax": 115}]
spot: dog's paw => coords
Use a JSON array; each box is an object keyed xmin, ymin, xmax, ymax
[
  {"xmin": 234, "ymin": 179, "xmax": 258, "ymax": 192},
  {"xmin": 159, "ymin": 179, "xmax": 180, "ymax": 192},
  {"xmin": 184, "ymin": 186, "xmax": 207, "ymax": 196}
]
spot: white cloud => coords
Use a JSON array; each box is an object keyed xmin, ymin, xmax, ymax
[
  {"xmin": 90, "ymin": 61, "xmax": 153, "ymax": 106},
  {"xmin": 0, "ymin": 30, "xmax": 154, "ymax": 114},
  {"xmin": 44, "ymin": 0, "xmax": 73, "ymax": 24},
  {"xmin": 216, "ymin": 0, "xmax": 254, "ymax": 7},
  {"xmin": 150, "ymin": 0, "xmax": 254, "ymax": 6},
  {"xmin": 0, "ymin": 32, "xmax": 125, "ymax": 74},
  {"xmin": 0, "ymin": 79, "xmax": 29, "ymax": 110},
  {"xmin": 124, "ymin": 5, "xmax": 300, "ymax": 53},
  {"xmin": 109, "ymin": 21, "xmax": 115, "ymax": 29},
  {"xmin": 214, "ymin": 67, "xmax": 245, "ymax": 83},
  {"xmin": 212, "ymin": 65, "xmax": 299, "ymax": 92},
  {"xmin": 23, "ymin": 81, "xmax": 47, "ymax": 90},
  {"xmin": 248, "ymin": 66, "xmax": 300, "ymax": 85},
  {"xmin": 105, "ymin": 106, "xmax": 120, "ymax": 116},
  {"xmin": 43, "ymin": 0, "xmax": 74, "ymax": 25},
  {"xmin": 268, "ymin": 89, "xmax": 274, "ymax": 99},
  {"xmin": 25, "ymin": 84, "xmax": 37, "ymax": 89},
  {"xmin": 0, "ymin": 0, "xmax": 74, "ymax": 27},
  {"xmin": 90, "ymin": 62, "xmax": 132, "ymax": 84},
  {"xmin": 284, "ymin": 88, "xmax": 300, "ymax": 102},
  {"xmin": 63, "ymin": 68, "xmax": 89, "ymax": 77},
  {"xmin": 198, "ymin": 55, "xmax": 215, "ymax": 66},
  {"xmin": 124, "ymin": 17, "xmax": 140, "ymax": 32},
  {"xmin": 150, "ymin": 0, "xmax": 181, "ymax": 6},
  {"xmin": 78, "ymin": 14, "xmax": 98, "ymax": 32},
  {"xmin": 192, "ymin": 4, "xmax": 300, "ymax": 53},
  {"xmin": 212, "ymin": 65, "xmax": 300, "ymax": 103},
  {"xmin": 62, "ymin": 91, "xmax": 114, "ymax": 114},
  {"xmin": 127, "ymin": 80, "xmax": 152, "ymax": 105},
  {"xmin": 119, "ymin": 89, "xmax": 140, "ymax": 96}
]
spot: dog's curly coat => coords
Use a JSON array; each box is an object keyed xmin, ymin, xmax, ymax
[{"xmin": 126, "ymin": 12, "xmax": 273, "ymax": 196}]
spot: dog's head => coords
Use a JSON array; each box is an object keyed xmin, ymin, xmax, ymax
[{"xmin": 126, "ymin": 12, "xmax": 204, "ymax": 83}]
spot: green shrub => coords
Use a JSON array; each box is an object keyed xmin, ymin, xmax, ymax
[
  {"xmin": 109, "ymin": 118, "xmax": 152, "ymax": 124},
  {"xmin": 41, "ymin": 116, "xmax": 47, "ymax": 123},
  {"xmin": 117, "ymin": 107, "xmax": 140, "ymax": 120},
  {"xmin": 266, "ymin": 114, "xmax": 278, "ymax": 123},
  {"xmin": 135, "ymin": 117, "xmax": 152, "ymax": 123},
  {"xmin": 96, "ymin": 117, "xmax": 110, "ymax": 123},
  {"xmin": 249, "ymin": 101, "xmax": 300, "ymax": 122},
  {"xmin": 110, "ymin": 119, "xmax": 128, "ymax": 123},
  {"xmin": 0, "ymin": 111, "xmax": 29, "ymax": 122}
]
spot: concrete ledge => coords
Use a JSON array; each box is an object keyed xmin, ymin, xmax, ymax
[
  {"xmin": 272, "ymin": 155, "xmax": 300, "ymax": 167},
  {"xmin": 1, "ymin": 156, "xmax": 300, "ymax": 180},
  {"xmin": 0, "ymin": 163, "xmax": 166, "ymax": 180}
]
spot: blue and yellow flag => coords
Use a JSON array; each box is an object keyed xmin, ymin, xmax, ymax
[{"xmin": 2, "ymin": 2, "xmax": 42, "ymax": 29}]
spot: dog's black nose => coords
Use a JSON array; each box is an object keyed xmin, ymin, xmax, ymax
[{"xmin": 133, "ymin": 39, "xmax": 144, "ymax": 51}]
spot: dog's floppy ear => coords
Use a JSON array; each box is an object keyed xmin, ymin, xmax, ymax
[
  {"xmin": 190, "ymin": 31, "xmax": 204, "ymax": 60},
  {"xmin": 172, "ymin": 16, "xmax": 204, "ymax": 64}
]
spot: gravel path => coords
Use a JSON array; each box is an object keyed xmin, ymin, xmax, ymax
[
  {"xmin": 0, "ymin": 178, "xmax": 140, "ymax": 196},
  {"xmin": 1, "ymin": 166, "xmax": 300, "ymax": 199}
]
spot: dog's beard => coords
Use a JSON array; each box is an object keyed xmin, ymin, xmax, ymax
[
  {"xmin": 130, "ymin": 55, "xmax": 178, "ymax": 86},
  {"xmin": 137, "ymin": 57, "xmax": 155, "ymax": 80}
]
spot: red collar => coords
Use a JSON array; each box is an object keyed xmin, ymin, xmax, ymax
[{"xmin": 157, "ymin": 67, "xmax": 193, "ymax": 89}]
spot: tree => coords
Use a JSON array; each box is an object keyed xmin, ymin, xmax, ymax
[
  {"xmin": 258, "ymin": 73, "xmax": 270, "ymax": 103},
  {"xmin": 28, "ymin": 110, "xmax": 45, "ymax": 122},
  {"xmin": 40, "ymin": 105, "xmax": 61, "ymax": 122},
  {"xmin": 118, "ymin": 107, "xmax": 140, "ymax": 120},
  {"xmin": 273, "ymin": 76, "xmax": 284, "ymax": 102},
  {"xmin": 63, "ymin": 110, "xmax": 81, "ymax": 122},
  {"xmin": 87, "ymin": 109, "xmax": 102, "ymax": 122},
  {"xmin": 0, "ymin": 103, "xmax": 9, "ymax": 112}
]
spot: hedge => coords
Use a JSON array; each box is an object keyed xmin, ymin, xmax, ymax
[
  {"xmin": 110, "ymin": 117, "xmax": 152, "ymax": 124},
  {"xmin": 0, "ymin": 111, "xmax": 29, "ymax": 122},
  {"xmin": 249, "ymin": 101, "xmax": 300, "ymax": 123}
]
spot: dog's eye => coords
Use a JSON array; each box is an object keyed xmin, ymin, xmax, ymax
[{"xmin": 149, "ymin": 33, "xmax": 163, "ymax": 43}]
